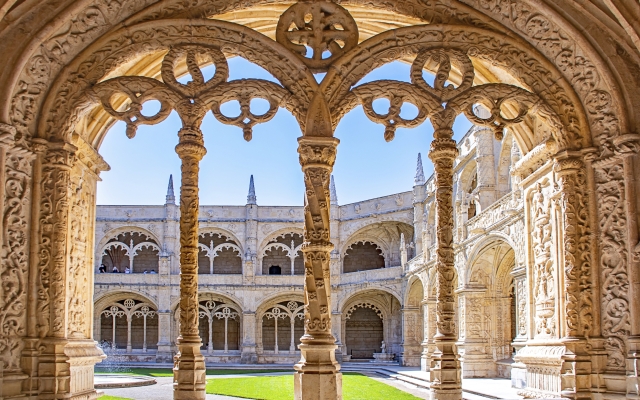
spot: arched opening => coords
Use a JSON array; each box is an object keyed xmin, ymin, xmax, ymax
[
  {"xmin": 457, "ymin": 240, "xmax": 516, "ymax": 378},
  {"xmin": 259, "ymin": 300, "xmax": 304, "ymax": 359},
  {"xmin": 198, "ymin": 232, "xmax": 242, "ymax": 275},
  {"xmin": 261, "ymin": 232, "xmax": 304, "ymax": 275},
  {"xmin": 197, "ymin": 299, "xmax": 241, "ymax": 354},
  {"xmin": 343, "ymin": 241, "xmax": 385, "ymax": 273},
  {"xmin": 100, "ymin": 231, "xmax": 160, "ymax": 274},
  {"xmin": 98, "ymin": 298, "xmax": 158, "ymax": 353},
  {"xmin": 345, "ymin": 307, "xmax": 383, "ymax": 359}
]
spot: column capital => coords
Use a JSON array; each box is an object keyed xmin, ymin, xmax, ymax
[
  {"xmin": 552, "ymin": 150, "xmax": 584, "ymax": 175},
  {"xmin": 298, "ymin": 136, "xmax": 339, "ymax": 170},
  {"xmin": 428, "ymin": 138, "xmax": 458, "ymax": 162},
  {"xmin": 175, "ymin": 141, "xmax": 206, "ymax": 161}
]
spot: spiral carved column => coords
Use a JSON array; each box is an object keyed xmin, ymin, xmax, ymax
[
  {"xmin": 294, "ymin": 136, "xmax": 342, "ymax": 400},
  {"xmin": 173, "ymin": 127, "xmax": 207, "ymax": 400},
  {"xmin": 428, "ymin": 136, "xmax": 462, "ymax": 400}
]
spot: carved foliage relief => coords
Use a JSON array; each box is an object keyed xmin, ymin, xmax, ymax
[
  {"xmin": 595, "ymin": 162, "xmax": 630, "ymax": 370},
  {"xmin": 0, "ymin": 149, "xmax": 34, "ymax": 370},
  {"xmin": 530, "ymin": 183, "xmax": 556, "ymax": 338}
]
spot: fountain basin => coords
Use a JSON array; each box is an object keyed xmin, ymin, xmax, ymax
[{"xmin": 94, "ymin": 374, "xmax": 156, "ymax": 389}]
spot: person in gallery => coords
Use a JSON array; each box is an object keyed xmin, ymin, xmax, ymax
[
  {"xmin": 150, "ymin": 270, "xmax": 157, "ymax": 274},
  {"xmin": 112, "ymin": 266, "xmax": 119, "ymax": 273},
  {"xmin": 124, "ymin": 267, "xmax": 131, "ymax": 274}
]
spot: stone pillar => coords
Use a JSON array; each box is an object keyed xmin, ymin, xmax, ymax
[
  {"xmin": 428, "ymin": 134, "xmax": 462, "ymax": 400},
  {"xmin": 241, "ymin": 312, "xmax": 258, "ymax": 364},
  {"xmin": 400, "ymin": 307, "xmax": 422, "ymax": 366},
  {"xmin": 173, "ymin": 127, "xmax": 207, "ymax": 400},
  {"xmin": 421, "ymin": 296, "xmax": 436, "ymax": 372},
  {"xmin": 156, "ymin": 311, "xmax": 173, "ymax": 363},
  {"xmin": 609, "ymin": 135, "xmax": 640, "ymax": 399},
  {"xmin": 456, "ymin": 289, "xmax": 494, "ymax": 378},
  {"xmin": 294, "ymin": 134, "xmax": 342, "ymax": 400},
  {"xmin": 35, "ymin": 141, "xmax": 105, "ymax": 399},
  {"xmin": 244, "ymin": 203, "xmax": 258, "ymax": 278},
  {"xmin": 475, "ymin": 127, "xmax": 497, "ymax": 210},
  {"xmin": 553, "ymin": 152, "xmax": 599, "ymax": 399},
  {"xmin": 510, "ymin": 268, "xmax": 528, "ymax": 388}
]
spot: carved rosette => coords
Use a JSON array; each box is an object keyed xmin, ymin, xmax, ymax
[
  {"xmin": 428, "ymin": 137, "xmax": 458, "ymax": 338},
  {"xmin": 553, "ymin": 155, "xmax": 594, "ymax": 338},
  {"xmin": 298, "ymin": 136, "xmax": 338, "ymax": 340}
]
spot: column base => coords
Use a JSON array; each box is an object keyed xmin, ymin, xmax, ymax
[
  {"xmin": 294, "ymin": 342, "xmax": 342, "ymax": 400},
  {"xmin": 156, "ymin": 342, "xmax": 173, "ymax": 363},
  {"xmin": 173, "ymin": 335, "xmax": 206, "ymax": 400},
  {"xmin": 38, "ymin": 338, "xmax": 105, "ymax": 400},
  {"xmin": 240, "ymin": 345, "xmax": 258, "ymax": 364},
  {"xmin": 429, "ymin": 339, "xmax": 462, "ymax": 400},
  {"xmin": 627, "ymin": 336, "xmax": 640, "ymax": 399}
]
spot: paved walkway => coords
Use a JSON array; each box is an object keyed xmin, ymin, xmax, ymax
[
  {"xmin": 99, "ymin": 371, "xmax": 521, "ymax": 400},
  {"xmin": 100, "ymin": 377, "xmax": 246, "ymax": 400}
]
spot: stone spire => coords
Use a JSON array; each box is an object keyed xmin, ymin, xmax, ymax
[
  {"xmin": 247, "ymin": 175, "xmax": 257, "ymax": 205},
  {"xmin": 330, "ymin": 175, "xmax": 338, "ymax": 205},
  {"xmin": 414, "ymin": 153, "xmax": 426, "ymax": 186},
  {"xmin": 166, "ymin": 174, "xmax": 175, "ymax": 204}
]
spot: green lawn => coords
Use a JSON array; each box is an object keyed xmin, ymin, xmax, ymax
[
  {"xmin": 95, "ymin": 368, "xmax": 290, "ymax": 377},
  {"xmin": 98, "ymin": 396, "xmax": 132, "ymax": 400},
  {"xmin": 206, "ymin": 372, "xmax": 422, "ymax": 400}
]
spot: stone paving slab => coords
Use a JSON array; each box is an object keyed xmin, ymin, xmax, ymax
[{"xmin": 99, "ymin": 377, "xmax": 249, "ymax": 400}]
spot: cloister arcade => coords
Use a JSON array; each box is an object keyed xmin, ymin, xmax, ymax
[{"xmin": 0, "ymin": 0, "xmax": 639, "ymax": 399}]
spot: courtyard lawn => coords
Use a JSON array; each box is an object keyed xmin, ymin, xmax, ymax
[
  {"xmin": 98, "ymin": 396, "xmax": 132, "ymax": 400},
  {"xmin": 95, "ymin": 368, "xmax": 290, "ymax": 377},
  {"xmin": 205, "ymin": 372, "xmax": 422, "ymax": 400}
]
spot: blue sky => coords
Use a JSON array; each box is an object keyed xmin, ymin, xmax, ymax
[{"xmin": 96, "ymin": 58, "xmax": 472, "ymax": 206}]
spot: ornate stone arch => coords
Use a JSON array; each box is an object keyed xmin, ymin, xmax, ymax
[
  {"xmin": 257, "ymin": 227, "xmax": 304, "ymax": 253},
  {"xmin": 94, "ymin": 291, "xmax": 159, "ymax": 312},
  {"xmin": 96, "ymin": 226, "xmax": 161, "ymax": 253},
  {"xmin": 198, "ymin": 228, "xmax": 243, "ymax": 253},
  {"xmin": 404, "ymin": 275, "xmax": 426, "ymax": 308},
  {"xmin": 37, "ymin": 18, "xmax": 318, "ymax": 146},
  {"xmin": 464, "ymin": 235, "xmax": 517, "ymax": 288}
]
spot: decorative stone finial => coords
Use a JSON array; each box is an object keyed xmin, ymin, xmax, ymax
[
  {"xmin": 415, "ymin": 153, "xmax": 426, "ymax": 186},
  {"xmin": 166, "ymin": 175, "xmax": 175, "ymax": 204},
  {"xmin": 247, "ymin": 175, "xmax": 257, "ymax": 205},
  {"xmin": 330, "ymin": 175, "xmax": 338, "ymax": 205}
]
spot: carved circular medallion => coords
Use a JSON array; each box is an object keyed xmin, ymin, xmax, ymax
[{"xmin": 276, "ymin": 1, "xmax": 358, "ymax": 73}]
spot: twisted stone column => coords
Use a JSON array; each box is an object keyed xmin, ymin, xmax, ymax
[
  {"xmin": 428, "ymin": 136, "xmax": 462, "ymax": 400},
  {"xmin": 294, "ymin": 136, "xmax": 342, "ymax": 400},
  {"xmin": 173, "ymin": 127, "xmax": 207, "ymax": 400}
]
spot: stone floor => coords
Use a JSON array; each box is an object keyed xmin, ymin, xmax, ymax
[{"xmin": 98, "ymin": 370, "xmax": 523, "ymax": 400}]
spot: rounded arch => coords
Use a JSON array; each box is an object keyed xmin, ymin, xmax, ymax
[
  {"xmin": 37, "ymin": 18, "xmax": 318, "ymax": 147},
  {"xmin": 255, "ymin": 292, "xmax": 305, "ymax": 317},
  {"xmin": 338, "ymin": 287, "xmax": 402, "ymax": 314},
  {"xmin": 324, "ymin": 24, "xmax": 595, "ymax": 151},
  {"xmin": 258, "ymin": 227, "xmax": 304, "ymax": 253},
  {"xmin": 96, "ymin": 226, "xmax": 161, "ymax": 253},
  {"xmin": 94, "ymin": 290, "xmax": 159, "ymax": 312},
  {"xmin": 170, "ymin": 291, "xmax": 246, "ymax": 315},
  {"xmin": 465, "ymin": 237, "xmax": 516, "ymax": 292},
  {"xmin": 198, "ymin": 228, "xmax": 243, "ymax": 253},
  {"xmin": 404, "ymin": 275, "xmax": 425, "ymax": 308}
]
